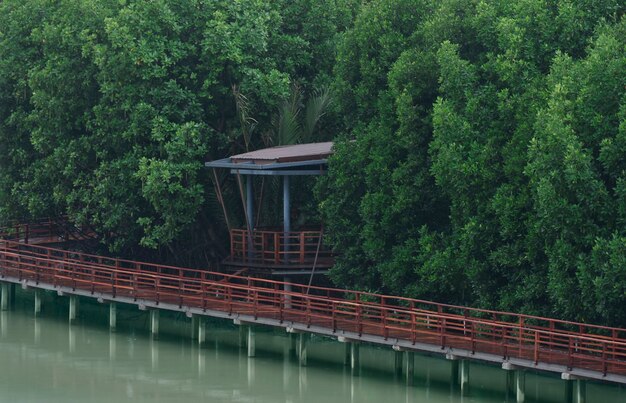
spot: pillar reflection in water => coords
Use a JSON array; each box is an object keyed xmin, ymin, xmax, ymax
[
  {"xmin": 1, "ymin": 311, "xmax": 7, "ymax": 338},
  {"xmin": 109, "ymin": 332, "xmax": 116, "ymax": 360},
  {"xmin": 283, "ymin": 340, "xmax": 293, "ymax": 392},
  {"xmin": 150, "ymin": 339, "xmax": 159, "ymax": 370},
  {"xmin": 34, "ymin": 318, "xmax": 41, "ymax": 344},
  {"xmin": 68, "ymin": 324, "xmax": 76, "ymax": 353},
  {"xmin": 298, "ymin": 365, "xmax": 307, "ymax": 399},
  {"xmin": 197, "ymin": 346, "xmax": 206, "ymax": 377},
  {"xmin": 247, "ymin": 355, "xmax": 255, "ymax": 388}
]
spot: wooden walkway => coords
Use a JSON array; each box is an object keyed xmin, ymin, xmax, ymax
[{"xmin": 1, "ymin": 221, "xmax": 626, "ymax": 385}]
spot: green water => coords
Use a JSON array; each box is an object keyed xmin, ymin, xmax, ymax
[{"xmin": 0, "ymin": 288, "xmax": 623, "ymax": 402}]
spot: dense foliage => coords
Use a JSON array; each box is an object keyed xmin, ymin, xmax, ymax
[
  {"xmin": 320, "ymin": 0, "xmax": 626, "ymax": 325},
  {"xmin": 1, "ymin": 0, "xmax": 624, "ymax": 325},
  {"xmin": 0, "ymin": 0, "xmax": 355, "ymax": 263}
]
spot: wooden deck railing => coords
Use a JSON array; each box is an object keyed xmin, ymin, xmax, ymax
[
  {"xmin": 1, "ymin": 231, "xmax": 626, "ymax": 379},
  {"xmin": 228, "ymin": 228, "xmax": 334, "ymax": 268}
]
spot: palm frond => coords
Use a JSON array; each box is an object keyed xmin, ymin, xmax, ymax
[{"xmin": 303, "ymin": 86, "xmax": 332, "ymax": 143}]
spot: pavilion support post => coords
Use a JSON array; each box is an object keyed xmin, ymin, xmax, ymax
[
  {"xmin": 247, "ymin": 325, "xmax": 256, "ymax": 358},
  {"xmin": 297, "ymin": 333, "xmax": 309, "ymax": 366},
  {"xmin": 69, "ymin": 295, "xmax": 78, "ymax": 324},
  {"xmin": 246, "ymin": 176, "xmax": 254, "ymax": 260},
  {"xmin": 284, "ymin": 277, "xmax": 292, "ymax": 310},
  {"xmin": 150, "ymin": 310, "xmax": 159, "ymax": 339},
  {"xmin": 109, "ymin": 302, "xmax": 117, "ymax": 331},
  {"xmin": 394, "ymin": 350, "xmax": 403, "ymax": 377},
  {"xmin": 34, "ymin": 289, "xmax": 43, "ymax": 316},
  {"xmin": 283, "ymin": 176, "xmax": 290, "ymax": 261},
  {"xmin": 405, "ymin": 352, "xmax": 415, "ymax": 385}
]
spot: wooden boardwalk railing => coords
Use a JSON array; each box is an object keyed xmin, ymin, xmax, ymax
[
  {"xmin": 227, "ymin": 228, "xmax": 334, "ymax": 268},
  {"xmin": 1, "ymin": 222, "xmax": 626, "ymax": 383}
]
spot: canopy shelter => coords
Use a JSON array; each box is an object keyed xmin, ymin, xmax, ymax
[{"xmin": 205, "ymin": 142, "xmax": 334, "ymax": 278}]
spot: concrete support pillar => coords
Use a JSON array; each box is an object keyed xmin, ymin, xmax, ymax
[
  {"xmin": 574, "ymin": 380, "xmax": 586, "ymax": 403},
  {"xmin": 239, "ymin": 325, "xmax": 247, "ymax": 350},
  {"xmin": 343, "ymin": 342, "xmax": 351, "ymax": 366},
  {"xmin": 198, "ymin": 317, "xmax": 206, "ymax": 345},
  {"xmin": 350, "ymin": 342, "xmax": 360, "ymax": 376},
  {"xmin": 460, "ymin": 360, "xmax": 470, "ymax": 396},
  {"xmin": 405, "ymin": 352, "xmax": 415, "ymax": 385},
  {"xmin": 1, "ymin": 283, "xmax": 11, "ymax": 311},
  {"xmin": 515, "ymin": 370, "xmax": 525, "ymax": 403},
  {"xmin": 109, "ymin": 303, "xmax": 117, "ymax": 332},
  {"xmin": 450, "ymin": 359, "xmax": 460, "ymax": 388},
  {"xmin": 247, "ymin": 326, "xmax": 256, "ymax": 357},
  {"xmin": 0, "ymin": 312, "xmax": 6, "ymax": 337},
  {"xmin": 297, "ymin": 333, "xmax": 309, "ymax": 366},
  {"xmin": 150, "ymin": 310, "xmax": 159, "ymax": 339},
  {"xmin": 191, "ymin": 316, "xmax": 198, "ymax": 340},
  {"xmin": 289, "ymin": 332, "xmax": 297, "ymax": 358},
  {"xmin": 69, "ymin": 295, "xmax": 78, "ymax": 323},
  {"xmin": 34, "ymin": 289, "xmax": 43, "ymax": 316},
  {"xmin": 394, "ymin": 350, "xmax": 404, "ymax": 377},
  {"xmin": 506, "ymin": 370, "xmax": 516, "ymax": 399}
]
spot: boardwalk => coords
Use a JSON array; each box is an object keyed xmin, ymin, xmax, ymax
[{"xmin": 1, "ymin": 221, "xmax": 626, "ymax": 386}]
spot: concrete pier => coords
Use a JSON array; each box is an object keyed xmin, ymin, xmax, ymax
[
  {"xmin": 297, "ymin": 333, "xmax": 309, "ymax": 366},
  {"xmin": 503, "ymin": 362, "xmax": 526, "ymax": 402},
  {"xmin": 405, "ymin": 351, "xmax": 415, "ymax": 385},
  {"xmin": 198, "ymin": 317, "xmax": 206, "ymax": 345},
  {"xmin": 109, "ymin": 303, "xmax": 117, "ymax": 331},
  {"xmin": 247, "ymin": 326, "xmax": 256, "ymax": 357},
  {"xmin": 350, "ymin": 342, "xmax": 360, "ymax": 375},
  {"xmin": 448, "ymin": 355, "xmax": 460, "ymax": 387},
  {"xmin": 394, "ymin": 350, "xmax": 403, "ymax": 377},
  {"xmin": 34, "ymin": 289, "xmax": 42, "ymax": 316},
  {"xmin": 69, "ymin": 295, "xmax": 78, "ymax": 323},
  {"xmin": 516, "ymin": 370, "xmax": 526, "ymax": 403},
  {"xmin": 190, "ymin": 315, "xmax": 198, "ymax": 340},
  {"xmin": 562, "ymin": 374, "xmax": 587, "ymax": 403},
  {"xmin": 289, "ymin": 333, "xmax": 297, "ymax": 358},
  {"xmin": 150, "ymin": 310, "xmax": 159, "ymax": 339},
  {"xmin": 460, "ymin": 359, "xmax": 470, "ymax": 395},
  {"xmin": 1, "ymin": 283, "xmax": 14, "ymax": 311}
]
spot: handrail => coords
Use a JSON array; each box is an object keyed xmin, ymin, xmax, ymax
[
  {"xmin": 229, "ymin": 228, "xmax": 333, "ymax": 266},
  {"xmin": 2, "ymin": 223, "xmax": 626, "ymax": 378}
]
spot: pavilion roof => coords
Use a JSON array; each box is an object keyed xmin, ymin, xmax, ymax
[{"xmin": 205, "ymin": 142, "xmax": 334, "ymax": 176}]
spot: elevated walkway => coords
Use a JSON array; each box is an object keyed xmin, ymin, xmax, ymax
[{"xmin": 1, "ymin": 221, "xmax": 626, "ymax": 389}]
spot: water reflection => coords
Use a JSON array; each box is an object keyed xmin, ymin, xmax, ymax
[{"xmin": 0, "ymin": 296, "xmax": 623, "ymax": 403}]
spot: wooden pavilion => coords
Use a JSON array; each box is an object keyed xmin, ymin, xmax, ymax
[{"xmin": 205, "ymin": 142, "xmax": 335, "ymax": 281}]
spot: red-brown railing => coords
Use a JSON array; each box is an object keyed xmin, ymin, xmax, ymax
[
  {"xmin": 1, "ymin": 233, "xmax": 626, "ymax": 379},
  {"xmin": 229, "ymin": 228, "xmax": 334, "ymax": 268}
]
